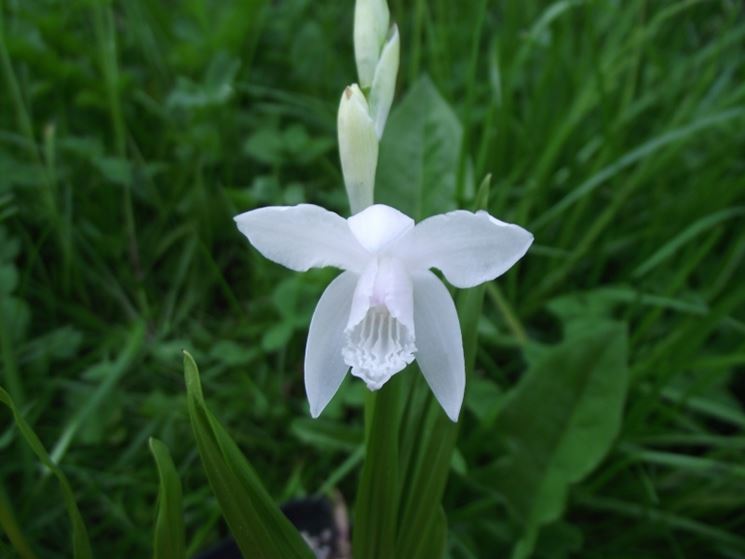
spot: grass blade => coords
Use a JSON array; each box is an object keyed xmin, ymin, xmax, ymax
[
  {"xmin": 50, "ymin": 322, "xmax": 145, "ymax": 466},
  {"xmin": 149, "ymin": 437, "xmax": 185, "ymax": 559},
  {"xmin": 0, "ymin": 482, "xmax": 37, "ymax": 559},
  {"xmin": 0, "ymin": 387, "xmax": 92, "ymax": 559},
  {"xmin": 182, "ymin": 351, "xmax": 314, "ymax": 559}
]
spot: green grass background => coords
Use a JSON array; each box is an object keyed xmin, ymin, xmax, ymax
[{"xmin": 1, "ymin": 0, "xmax": 744, "ymax": 557}]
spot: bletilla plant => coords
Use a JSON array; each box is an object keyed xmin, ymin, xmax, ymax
[
  {"xmin": 234, "ymin": 204, "xmax": 532, "ymax": 420},
  {"xmin": 234, "ymin": 0, "xmax": 533, "ymax": 423}
]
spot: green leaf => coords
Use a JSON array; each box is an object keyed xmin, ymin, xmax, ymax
[
  {"xmin": 0, "ymin": 387, "xmax": 92, "ymax": 559},
  {"xmin": 416, "ymin": 506, "xmax": 448, "ymax": 559},
  {"xmin": 465, "ymin": 376, "xmax": 504, "ymax": 423},
  {"xmin": 533, "ymin": 521, "xmax": 583, "ymax": 559},
  {"xmin": 395, "ymin": 181, "xmax": 492, "ymax": 559},
  {"xmin": 167, "ymin": 53, "xmax": 241, "ymax": 110},
  {"xmin": 492, "ymin": 322, "xmax": 629, "ymax": 559},
  {"xmin": 352, "ymin": 375, "xmax": 402, "ymax": 559},
  {"xmin": 182, "ymin": 352, "xmax": 314, "ymax": 559},
  {"xmin": 149, "ymin": 438, "xmax": 185, "ymax": 559},
  {"xmin": 290, "ymin": 417, "xmax": 362, "ymax": 452},
  {"xmin": 0, "ymin": 482, "xmax": 36, "ymax": 559},
  {"xmin": 396, "ymin": 402, "xmax": 458, "ymax": 559},
  {"xmin": 243, "ymin": 128, "xmax": 285, "ymax": 165},
  {"xmin": 376, "ymin": 75, "xmax": 462, "ymax": 219},
  {"xmin": 531, "ymin": 107, "xmax": 745, "ymax": 230},
  {"xmin": 50, "ymin": 323, "xmax": 145, "ymax": 465},
  {"xmin": 632, "ymin": 206, "xmax": 745, "ymax": 278}
]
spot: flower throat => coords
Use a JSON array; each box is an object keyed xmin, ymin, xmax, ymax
[{"xmin": 342, "ymin": 304, "xmax": 416, "ymax": 389}]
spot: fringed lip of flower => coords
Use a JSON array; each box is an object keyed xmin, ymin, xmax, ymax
[{"xmin": 234, "ymin": 203, "xmax": 533, "ymax": 422}]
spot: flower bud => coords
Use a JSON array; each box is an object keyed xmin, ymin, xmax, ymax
[
  {"xmin": 368, "ymin": 24, "xmax": 399, "ymax": 139},
  {"xmin": 338, "ymin": 84, "xmax": 378, "ymax": 214},
  {"xmin": 354, "ymin": 0, "xmax": 390, "ymax": 88}
]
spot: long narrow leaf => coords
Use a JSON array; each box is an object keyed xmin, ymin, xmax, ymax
[
  {"xmin": 352, "ymin": 374, "xmax": 402, "ymax": 559},
  {"xmin": 0, "ymin": 482, "xmax": 37, "ymax": 559},
  {"xmin": 149, "ymin": 438, "xmax": 185, "ymax": 559},
  {"xmin": 182, "ymin": 352, "xmax": 313, "ymax": 559},
  {"xmin": 0, "ymin": 387, "xmax": 92, "ymax": 559},
  {"xmin": 396, "ymin": 176, "xmax": 492, "ymax": 559},
  {"xmin": 397, "ymin": 404, "xmax": 458, "ymax": 559},
  {"xmin": 418, "ymin": 506, "xmax": 448, "ymax": 559},
  {"xmin": 50, "ymin": 322, "xmax": 145, "ymax": 465},
  {"xmin": 395, "ymin": 289, "xmax": 487, "ymax": 559}
]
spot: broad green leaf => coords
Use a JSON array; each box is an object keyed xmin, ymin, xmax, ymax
[
  {"xmin": 376, "ymin": 75, "xmax": 462, "ymax": 219},
  {"xmin": 0, "ymin": 387, "xmax": 92, "ymax": 559},
  {"xmin": 182, "ymin": 352, "xmax": 314, "ymax": 559},
  {"xmin": 492, "ymin": 322, "xmax": 629, "ymax": 559},
  {"xmin": 149, "ymin": 438, "xmax": 185, "ymax": 559},
  {"xmin": 464, "ymin": 376, "xmax": 504, "ymax": 423},
  {"xmin": 533, "ymin": 521, "xmax": 583, "ymax": 559},
  {"xmin": 352, "ymin": 375, "xmax": 402, "ymax": 559}
]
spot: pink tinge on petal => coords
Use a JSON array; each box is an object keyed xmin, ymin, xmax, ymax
[
  {"xmin": 346, "ymin": 257, "xmax": 414, "ymax": 334},
  {"xmin": 342, "ymin": 255, "xmax": 416, "ymax": 391}
]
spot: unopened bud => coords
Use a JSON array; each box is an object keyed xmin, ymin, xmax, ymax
[
  {"xmin": 338, "ymin": 84, "xmax": 378, "ymax": 214},
  {"xmin": 354, "ymin": 0, "xmax": 390, "ymax": 88},
  {"xmin": 368, "ymin": 24, "xmax": 399, "ymax": 139}
]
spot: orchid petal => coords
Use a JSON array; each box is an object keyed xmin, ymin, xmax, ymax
[
  {"xmin": 347, "ymin": 259, "xmax": 377, "ymax": 329},
  {"xmin": 396, "ymin": 210, "xmax": 533, "ymax": 288},
  {"xmin": 347, "ymin": 257, "xmax": 414, "ymax": 333},
  {"xmin": 234, "ymin": 204, "xmax": 368, "ymax": 273},
  {"xmin": 348, "ymin": 204, "xmax": 414, "ymax": 253},
  {"xmin": 305, "ymin": 271, "xmax": 358, "ymax": 417},
  {"xmin": 412, "ymin": 271, "xmax": 465, "ymax": 422},
  {"xmin": 344, "ymin": 259, "xmax": 415, "ymax": 390}
]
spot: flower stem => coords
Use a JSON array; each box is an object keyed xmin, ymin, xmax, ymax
[{"xmin": 353, "ymin": 375, "xmax": 402, "ymax": 558}]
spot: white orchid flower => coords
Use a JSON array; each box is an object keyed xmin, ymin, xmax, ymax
[{"xmin": 234, "ymin": 203, "xmax": 533, "ymax": 421}]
